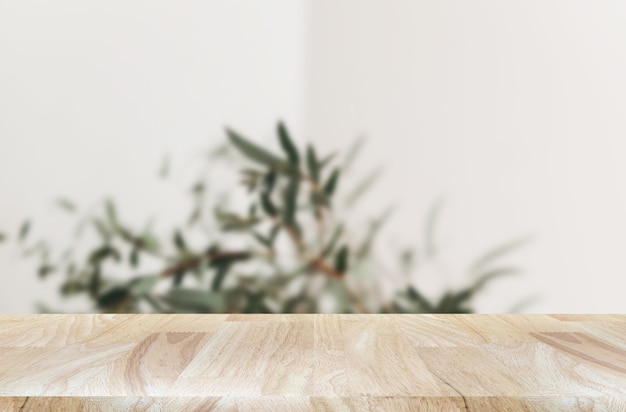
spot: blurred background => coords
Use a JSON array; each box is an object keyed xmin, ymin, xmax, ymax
[{"xmin": 2, "ymin": 0, "xmax": 626, "ymax": 313}]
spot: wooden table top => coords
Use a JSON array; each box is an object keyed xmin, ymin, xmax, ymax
[{"xmin": 0, "ymin": 314, "xmax": 625, "ymax": 411}]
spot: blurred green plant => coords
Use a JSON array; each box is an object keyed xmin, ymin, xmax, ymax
[{"xmin": 2, "ymin": 122, "xmax": 530, "ymax": 313}]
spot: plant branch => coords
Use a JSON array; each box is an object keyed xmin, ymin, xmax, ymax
[
  {"xmin": 271, "ymin": 210, "xmax": 369, "ymax": 313},
  {"xmin": 299, "ymin": 172, "xmax": 322, "ymax": 194},
  {"xmin": 309, "ymin": 257, "xmax": 342, "ymax": 280},
  {"xmin": 160, "ymin": 250, "xmax": 252, "ymax": 278}
]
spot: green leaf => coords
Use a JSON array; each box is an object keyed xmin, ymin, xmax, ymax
[
  {"xmin": 60, "ymin": 280, "xmax": 83, "ymax": 297},
  {"xmin": 264, "ymin": 170, "xmax": 277, "ymax": 194},
  {"xmin": 211, "ymin": 263, "xmax": 231, "ymax": 291},
  {"xmin": 306, "ymin": 145, "xmax": 320, "ymax": 183},
  {"xmin": 268, "ymin": 224, "xmax": 281, "ymax": 246},
  {"xmin": 240, "ymin": 170, "xmax": 262, "ymax": 193},
  {"xmin": 282, "ymin": 293, "xmax": 307, "ymax": 313},
  {"xmin": 469, "ymin": 236, "xmax": 531, "ymax": 274},
  {"xmin": 226, "ymin": 127, "xmax": 289, "ymax": 170},
  {"xmin": 252, "ymin": 232, "xmax": 271, "ymax": 248},
  {"xmin": 192, "ymin": 255, "xmax": 210, "ymax": 279},
  {"xmin": 407, "ymin": 286, "xmax": 434, "ymax": 312},
  {"xmin": 88, "ymin": 245, "xmax": 121, "ymax": 265},
  {"xmin": 140, "ymin": 233, "xmax": 160, "ymax": 252},
  {"xmin": 92, "ymin": 219, "xmax": 112, "ymax": 242},
  {"xmin": 129, "ymin": 275, "xmax": 159, "ymax": 297},
  {"xmin": 277, "ymin": 121, "xmax": 300, "ymax": 166},
  {"xmin": 345, "ymin": 168, "xmax": 383, "ymax": 207},
  {"xmin": 34, "ymin": 302, "xmax": 59, "ymax": 314},
  {"xmin": 323, "ymin": 169, "xmax": 340, "ymax": 198},
  {"xmin": 434, "ymin": 292, "xmax": 455, "ymax": 313},
  {"xmin": 55, "ymin": 198, "xmax": 77, "ymax": 213},
  {"xmin": 435, "ymin": 291, "xmax": 474, "ymax": 313},
  {"xmin": 322, "ymin": 225, "xmax": 344, "ymax": 258},
  {"xmin": 208, "ymin": 142, "xmax": 230, "ymax": 160},
  {"xmin": 342, "ymin": 136, "xmax": 366, "ymax": 172},
  {"xmin": 310, "ymin": 191, "xmax": 329, "ymax": 210},
  {"xmin": 292, "ymin": 220, "xmax": 303, "ymax": 238},
  {"xmin": 89, "ymin": 266, "xmax": 102, "ymax": 297},
  {"xmin": 470, "ymin": 267, "xmax": 519, "ymax": 292},
  {"xmin": 18, "ymin": 220, "xmax": 31, "ymax": 242},
  {"xmin": 0, "ymin": 232, "xmax": 6, "ymax": 243},
  {"xmin": 115, "ymin": 225, "xmax": 135, "ymax": 243},
  {"xmin": 215, "ymin": 210, "xmax": 261, "ymax": 232},
  {"xmin": 208, "ymin": 250, "xmax": 251, "ymax": 266},
  {"xmin": 105, "ymin": 199, "xmax": 117, "ymax": 225},
  {"xmin": 103, "ymin": 199, "xmax": 134, "ymax": 240},
  {"xmin": 260, "ymin": 192, "xmax": 278, "ymax": 217},
  {"xmin": 424, "ymin": 198, "xmax": 444, "ymax": 258},
  {"xmin": 22, "ymin": 240, "xmax": 49, "ymax": 258},
  {"xmin": 327, "ymin": 279, "xmax": 351, "ymax": 313},
  {"xmin": 129, "ymin": 247, "xmax": 140, "ymax": 268},
  {"xmin": 318, "ymin": 152, "xmax": 338, "ymax": 171},
  {"xmin": 191, "ymin": 181, "xmax": 205, "ymax": 195},
  {"xmin": 283, "ymin": 175, "xmax": 300, "ymax": 225},
  {"xmin": 187, "ymin": 207, "xmax": 201, "ymax": 226},
  {"xmin": 440, "ymin": 268, "xmax": 519, "ymax": 313},
  {"xmin": 173, "ymin": 230, "xmax": 187, "ymax": 251},
  {"xmin": 97, "ymin": 286, "xmax": 129, "ymax": 309},
  {"xmin": 172, "ymin": 271, "xmax": 185, "ymax": 287},
  {"xmin": 356, "ymin": 206, "xmax": 395, "ymax": 258},
  {"xmin": 65, "ymin": 263, "xmax": 77, "ymax": 278},
  {"xmin": 334, "ymin": 245, "xmax": 350, "ymax": 274},
  {"xmin": 143, "ymin": 295, "xmax": 166, "ymax": 313},
  {"xmin": 38, "ymin": 264, "xmax": 56, "ymax": 279},
  {"xmin": 205, "ymin": 245, "xmax": 220, "ymax": 256},
  {"xmin": 399, "ymin": 249, "xmax": 415, "ymax": 275},
  {"xmin": 162, "ymin": 288, "xmax": 226, "ymax": 312},
  {"xmin": 244, "ymin": 291, "xmax": 271, "ymax": 313}
]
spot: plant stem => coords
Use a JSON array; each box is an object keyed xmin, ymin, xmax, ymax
[
  {"xmin": 275, "ymin": 213, "xmax": 370, "ymax": 313},
  {"xmin": 160, "ymin": 250, "xmax": 252, "ymax": 278},
  {"xmin": 299, "ymin": 172, "xmax": 322, "ymax": 194}
]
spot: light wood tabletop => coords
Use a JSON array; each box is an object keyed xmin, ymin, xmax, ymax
[{"xmin": 0, "ymin": 314, "xmax": 625, "ymax": 411}]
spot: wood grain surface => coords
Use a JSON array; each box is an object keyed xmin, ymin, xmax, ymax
[{"xmin": 0, "ymin": 314, "xmax": 625, "ymax": 411}]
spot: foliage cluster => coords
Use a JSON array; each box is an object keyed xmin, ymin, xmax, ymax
[{"xmin": 0, "ymin": 123, "xmax": 529, "ymax": 313}]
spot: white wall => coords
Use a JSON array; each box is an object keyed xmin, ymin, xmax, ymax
[
  {"xmin": 0, "ymin": 0, "xmax": 307, "ymax": 312},
  {"xmin": 3, "ymin": 1, "xmax": 626, "ymax": 313},
  {"xmin": 305, "ymin": 0, "xmax": 626, "ymax": 313}
]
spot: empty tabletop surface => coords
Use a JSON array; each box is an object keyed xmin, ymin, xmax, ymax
[{"xmin": 0, "ymin": 314, "xmax": 625, "ymax": 411}]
